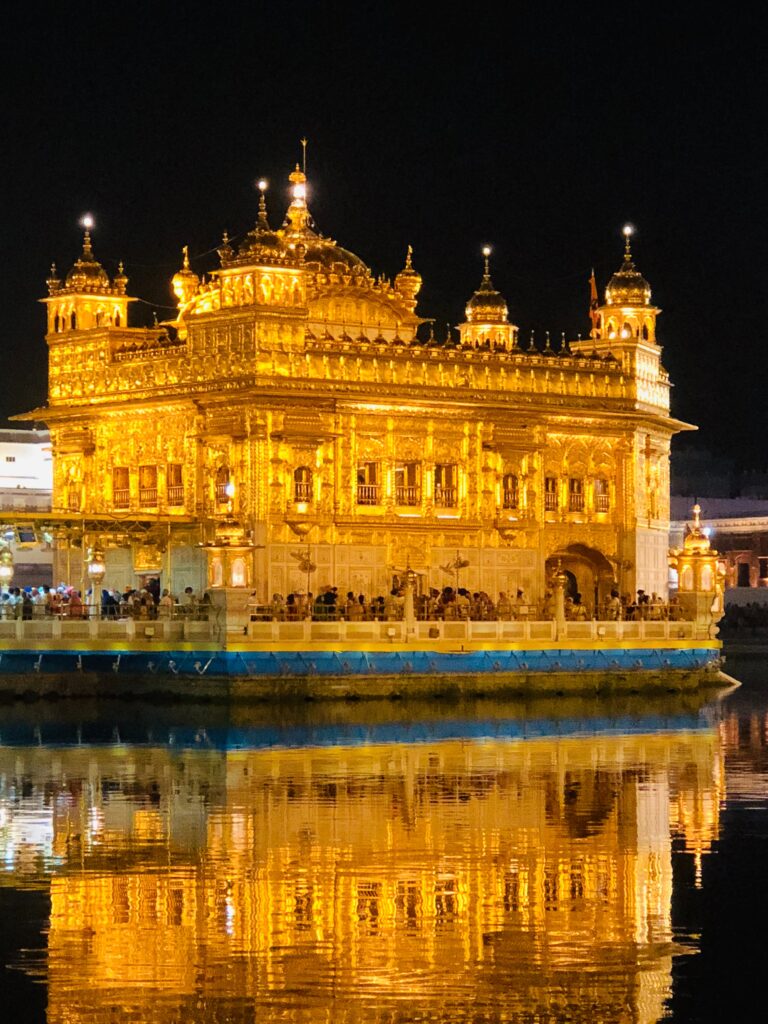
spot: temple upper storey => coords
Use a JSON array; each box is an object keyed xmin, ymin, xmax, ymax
[{"xmin": 31, "ymin": 170, "xmax": 672, "ymax": 419}]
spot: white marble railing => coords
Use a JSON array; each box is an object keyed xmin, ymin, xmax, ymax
[{"xmin": 0, "ymin": 617, "xmax": 702, "ymax": 644}]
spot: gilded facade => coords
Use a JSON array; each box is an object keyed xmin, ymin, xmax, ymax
[{"xmin": 18, "ymin": 166, "xmax": 690, "ymax": 606}]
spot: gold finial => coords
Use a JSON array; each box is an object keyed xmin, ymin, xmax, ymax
[
  {"xmin": 691, "ymin": 502, "xmax": 702, "ymax": 530},
  {"xmin": 482, "ymin": 244, "xmax": 492, "ymax": 279},
  {"xmin": 182, "ymin": 244, "xmax": 190, "ymax": 270},
  {"xmin": 622, "ymin": 223, "xmax": 634, "ymax": 261},
  {"xmin": 256, "ymin": 179, "xmax": 270, "ymax": 228},
  {"xmin": 80, "ymin": 214, "xmax": 95, "ymax": 257},
  {"xmin": 405, "ymin": 244, "xmax": 413, "ymax": 269}
]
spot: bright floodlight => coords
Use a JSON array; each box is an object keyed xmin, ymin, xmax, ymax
[
  {"xmin": 622, "ymin": 223, "xmax": 634, "ymax": 237},
  {"xmin": 482, "ymin": 245, "xmax": 492, "ymax": 257},
  {"xmin": 80, "ymin": 213, "xmax": 94, "ymax": 230},
  {"xmin": 257, "ymin": 178, "xmax": 268, "ymax": 192}
]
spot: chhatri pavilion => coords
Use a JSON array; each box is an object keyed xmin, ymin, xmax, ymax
[{"xmin": 15, "ymin": 162, "xmax": 690, "ymax": 609}]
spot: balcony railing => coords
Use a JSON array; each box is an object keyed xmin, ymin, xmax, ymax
[
  {"xmin": 396, "ymin": 485, "xmax": 421, "ymax": 506},
  {"xmin": 216, "ymin": 483, "xmax": 231, "ymax": 504},
  {"xmin": 0, "ymin": 614, "xmax": 708, "ymax": 646},
  {"xmin": 569, "ymin": 492, "xmax": 585, "ymax": 512},
  {"xmin": 167, "ymin": 485, "xmax": 184, "ymax": 507},
  {"xmin": 357, "ymin": 484, "xmax": 380, "ymax": 505},
  {"xmin": 139, "ymin": 487, "xmax": 158, "ymax": 506},
  {"xmin": 294, "ymin": 481, "xmax": 312, "ymax": 502},
  {"xmin": 544, "ymin": 491, "xmax": 558, "ymax": 512},
  {"xmin": 434, "ymin": 487, "xmax": 457, "ymax": 508},
  {"xmin": 113, "ymin": 488, "xmax": 130, "ymax": 509},
  {"xmin": 596, "ymin": 493, "xmax": 610, "ymax": 512},
  {"xmin": 503, "ymin": 491, "xmax": 518, "ymax": 510}
]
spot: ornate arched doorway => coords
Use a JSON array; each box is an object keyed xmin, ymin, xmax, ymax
[{"xmin": 545, "ymin": 544, "xmax": 616, "ymax": 616}]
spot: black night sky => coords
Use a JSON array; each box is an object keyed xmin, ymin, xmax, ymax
[{"xmin": 2, "ymin": 3, "xmax": 766, "ymax": 465}]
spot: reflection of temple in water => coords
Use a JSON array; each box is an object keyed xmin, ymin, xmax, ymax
[{"xmin": 0, "ymin": 731, "xmax": 725, "ymax": 1023}]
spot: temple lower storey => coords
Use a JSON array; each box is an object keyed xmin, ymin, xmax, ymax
[{"xmin": 0, "ymin": 634, "xmax": 725, "ymax": 701}]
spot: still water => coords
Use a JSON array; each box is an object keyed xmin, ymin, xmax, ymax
[{"xmin": 0, "ymin": 661, "xmax": 765, "ymax": 1023}]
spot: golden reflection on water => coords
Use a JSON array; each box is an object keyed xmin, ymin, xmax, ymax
[{"xmin": 0, "ymin": 726, "xmax": 725, "ymax": 1023}]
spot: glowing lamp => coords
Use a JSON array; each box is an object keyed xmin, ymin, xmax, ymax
[
  {"xmin": 257, "ymin": 179, "xmax": 268, "ymax": 192},
  {"xmin": 224, "ymin": 481, "xmax": 236, "ymax": 499},
  {"xmin": 0, "ymin": 547, "xmax": 14, "ymax": 586},
  {"xmin": 86, "ymin": 546, "xmax": 106, "ymax": 586},
  {"xmin": 292, "ymin": 182, "xmax": 306, "ymax": 201},
  {"xmin": 622, "ymin": 223, "xmax": 634, "ymax": 237},
  {"xmin": 81, "ymin": 213, "xmax": 95, "ymax": 230},
  {"xmin": 482, "ymin": 245, "xmax": 491, "ymax": 257}
]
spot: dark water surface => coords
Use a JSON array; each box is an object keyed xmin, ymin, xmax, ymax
[{"xmin": 0, "ymin": 660, "xmax": 765, "ymax": 1023}]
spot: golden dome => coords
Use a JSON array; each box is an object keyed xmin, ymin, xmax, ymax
[
  {"xmin": 683, "ymin": 504, "xmax": 712, "ymax": 554},
  {"xmin": 605, "ymin": 227, "xmax": 651, "ymax": 306},
  {"xmin": 113, "ymin": 262, "xmax": 128, "ymax": 295},
  {"xmin": 465, "ymin": 247, "xmax": 508, "ymax": 324},
  {"xmin": 46, "ymin": 262, "xmax": 61, "ymax": 295},
  {"xmin": 65, "ymin": 230, "xmax": 110, "ymax": 290},
  {"xmin": 395, "ymin": 245, "xmax": 422, "ymax": 304},
  {"xmin": 171, "ymin": 246, "xmax": 199, "ymax": 305}
]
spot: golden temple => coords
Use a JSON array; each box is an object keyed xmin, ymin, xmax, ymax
[{"xmin": 17, "ymin": 162, "xmax": 691, "ymax": 608}]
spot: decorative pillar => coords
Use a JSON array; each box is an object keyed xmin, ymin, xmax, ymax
[{"xmin": 551, "ymin": 560, "xmax": 568, "ymax": 639}]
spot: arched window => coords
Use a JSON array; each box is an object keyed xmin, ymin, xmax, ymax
[
  {"xmin": 434, "ymin": 464, "xmax": 457, "ymax": 507},
  {"xmin": 594, "ymin": 477, "xmax": 609, "ymax": 513},
  {"xmin": 700, "ymin": 565, "xmax": 713, "ymax": 591},
  {"xmin": 294, "ymin": 466, "xmax": 312, "ymax": 503},
  {"xmin": 641, "ymin": 323, "xmax": 649, "ymax": 340},
  {"xmin": 502, "ymin": 473, "xmax": 518, "ymax": 509},
  {"xmin": 115, "ymin": 311, "xmax": 121, "ymax": 327},
  {"xmin": 680, "ymin": 565, "xmax": 694, "ymax": 591},
  {"xmin": 70, "ymin": 311, "xmax": 77, "ymax": 330},
  {"xmin": 215, "ymin": 465, "xmax": 231, "ymax": 505},
  {"xmin": 621, "ymin": 322, "xmax": 632, "ymax": 338},
  {"xmin": 568, "ymin": 477, "xmax": 584, "ymax": 512},
  {"xmin": 212, "ymin": 558, "xmax": 224, "ymax": 588},
  {"xmin": 544, "ymin": 476, "xmax": 558, "ymax": 512}
]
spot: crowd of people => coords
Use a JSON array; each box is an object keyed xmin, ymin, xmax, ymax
[
  {"xmin": 0, "ymin": 582, "xmax": 212, "ymax": 621},
  {"xmin": 2, "ymin": 580, "xmax": 689, "ymax": 626},
  {"xmin": 248, "ymin": 585, "xmax": 685, "ymax": 623}
]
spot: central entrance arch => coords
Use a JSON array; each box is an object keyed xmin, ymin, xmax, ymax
[{"xmin": 545, "ymin": 544, "xmax": 616, "ymax": 616}]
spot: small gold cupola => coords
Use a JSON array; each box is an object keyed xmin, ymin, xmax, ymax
[
  {"xmin": 605, "ymin": 225, "xmax": 652, "ymax": 307},
  {"xmin": 42, "ymin": 217, "xmax": 135, "ymax": 334},
  {"xmin": 459, "ymin": 246, "xmax": 518, "ymax": 351},
  {"xmin": 394, "ymin": 245, "xmax": 422, "ymax": 312},
  {"xmin": 171, "ymin": 245, "xmax": 200, "ymax": 306},
  {"xmin": 465, "ymin": 245, "xmax": 508, "ymax": 324},
  {"xmin": 64, "ymin": 222, "xmax": 110, "ymax": 291}
]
